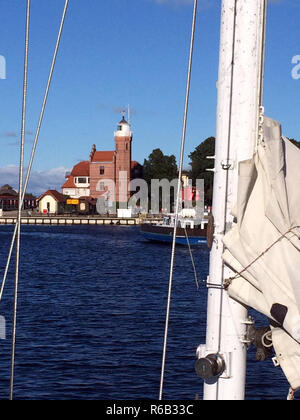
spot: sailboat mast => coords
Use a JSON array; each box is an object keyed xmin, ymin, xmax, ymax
[{"xmin": 198, "ymin": 0, "xmax": 267, "ymax": 400}]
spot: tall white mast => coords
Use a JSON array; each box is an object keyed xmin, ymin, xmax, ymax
[{"xmin": 196, "ymin": 0, "xmax": 267, "ymax": 400}]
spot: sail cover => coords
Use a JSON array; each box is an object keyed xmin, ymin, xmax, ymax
[{"xmin": 223, "ymin": 117, "xmax": 300, "ymax": 390}]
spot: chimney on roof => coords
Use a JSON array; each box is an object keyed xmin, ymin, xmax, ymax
[{"xmin": 90, "ymin": 144, "xmax": 96, "ymax": 162}]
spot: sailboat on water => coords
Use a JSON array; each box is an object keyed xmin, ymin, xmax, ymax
[{"xmin": 141, "ymin": 209, "xmax": 208, "ymax": 246}]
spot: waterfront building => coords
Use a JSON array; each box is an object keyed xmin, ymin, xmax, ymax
[
  {"xmin": 0, "ymin": 184, "xmax": 37, "ymax": 211},
  {"xmin": 38, "ymin": 190, "xmax": 66, "ymax": 214},
  {"xmin": 62, "ymin": 117, "xmax": 142, "ymax": 205},
  {"xmin": 62, "ymin": 161, "xmax": 90, "ymax": 199},
  {"xmin": 77, "ymin": 196, "xmax": 97, "ymax": 215}
]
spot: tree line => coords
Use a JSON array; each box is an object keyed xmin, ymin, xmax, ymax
[{"xmin": 143, "ymin": 136, "xmax": 300, "ymax": 207}]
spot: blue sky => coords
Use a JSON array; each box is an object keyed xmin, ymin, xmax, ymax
[{"xmin": 0, "ymin": 0, "xmax": 300, "ymax": 194}]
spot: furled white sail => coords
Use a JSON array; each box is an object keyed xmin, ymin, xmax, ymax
[{"xmin": 223, "ymin": 116, "xmax": 300, "ymax": 390}]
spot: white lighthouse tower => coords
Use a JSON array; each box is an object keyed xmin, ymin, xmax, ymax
[{"xmin": 114, "ymin": 116, "xmax": 133, "ymax": 204}]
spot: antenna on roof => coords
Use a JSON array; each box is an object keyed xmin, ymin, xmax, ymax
[{"xmin": 128, "ymin": 104, "xmax": 130, "ymax": 125}]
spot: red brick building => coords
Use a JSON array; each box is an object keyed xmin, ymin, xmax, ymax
[{"xmin": 62, "ymin": 117, "xmax": 142, "ymax": 205}]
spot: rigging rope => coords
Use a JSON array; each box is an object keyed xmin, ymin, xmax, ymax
[
  {"xmin": 261, "ymin": 330, "xmax": 273, "ymax": 349},
  {"xmin": 9, "ymin": 0, "xmax": 31, "ymax": 401},
  {"xmin": 225, "ymin": 226, "xmax": 300, "ymax": 289},
  {"xmin": 6, "ymin": 0, "xmax": 69, "ymax": 400},
  {"xmin": 184, "ymin": 228, "xmax": 199, "ymax": 290},
  {"xmin": 0, "ymin": 0, "xmax": 69, "ymax": 302},
  {"xmin": 159, "ymin": 0, "xmax": 198, "ymax": 400}
]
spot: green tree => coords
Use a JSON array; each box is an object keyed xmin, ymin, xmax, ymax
[
  {"xmin": 187, "ymin": 136, "xmax": 299, "ymax": 207},
  {"xmin": 188, "ymin": 137, "xmax": 215, "ymax": 206},
  {"xmin": 143, "ymin": 148, "xmax": 178, "ymax": 184},
  {"xmin": 143, "ymin": 149, "xmax": 178, "ymax": 212}
]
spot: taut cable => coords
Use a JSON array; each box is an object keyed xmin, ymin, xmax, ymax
[
  {"xmin": 9, "ymin": 0, "xmax": 31, "ymax": 401},
  {"xmin": 159, "ymin": 0, "xmax": 198, "ymax": 400},
  {"xmin": 0, "ymin": 0, "xmax": 70, "ymax": 302}
]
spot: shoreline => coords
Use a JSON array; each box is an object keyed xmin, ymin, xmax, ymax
[{"xmin": 0, "ymin": 215, "xmax": 162, "ymax": 226}]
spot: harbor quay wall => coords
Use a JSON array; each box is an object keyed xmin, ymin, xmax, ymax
[{"xmin": 0, "ymin": 215, "xmax": 162, "ymax": 226}]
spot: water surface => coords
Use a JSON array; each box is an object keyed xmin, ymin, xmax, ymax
[{"xmin": 0, "ymin": 225, "xmax": 290, "ymax": 400}]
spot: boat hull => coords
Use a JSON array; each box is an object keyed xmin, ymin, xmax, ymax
[{"xmin": 141, "ymin": 223, "xmax": 207, "ymax": 246}]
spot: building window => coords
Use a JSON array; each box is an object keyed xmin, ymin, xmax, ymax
[
  {"xmin": 99, "ymin": 182, "xmax": 105, "ymax": 191},
  {"xmin": 77, "ymin": 177, "xmax": 87, "ymax": 184},
  {"xmin": 100, "ymin": 166, "xmax": 105, "ymax": 175},
  {"xmin": 126, "ymin": 143, "xmax": 128, "ymax": 151}
]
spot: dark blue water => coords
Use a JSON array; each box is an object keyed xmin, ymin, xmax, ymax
[{"xmin": 0, "ymin": 225, "xmax": 290, "ymax": 400}]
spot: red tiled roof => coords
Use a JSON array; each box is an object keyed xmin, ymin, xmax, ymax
[
  {"xmin": 0, "ymin": 185, "xmax": 18, "ymax": 196},
  {"xmin": 91, "ymin": 151, "xmax": 115, "ymax": 163},
  {"xmin": 71, "ymin": 161, "xmax": 90, "ymax": 176},
  {"xmin": 38, "ymin": 190, "xmax": 66, "ymax": 203},
  {"xmin": 131, "ymin": 160, "xmax": 142, "ymax": 169},
  {"xmin": 62, "ymin": 175, "xmax": 76, "ymax": 189}
]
